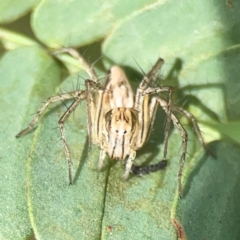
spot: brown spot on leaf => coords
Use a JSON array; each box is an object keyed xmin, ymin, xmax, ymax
[{"xmin": 172, "ymin": 219, "xmax": 186, "ymax": 240}]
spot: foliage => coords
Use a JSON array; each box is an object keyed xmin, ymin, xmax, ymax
[{"xmin": 0, "ymin": 0, "xmax": 240, "ymax": 239}]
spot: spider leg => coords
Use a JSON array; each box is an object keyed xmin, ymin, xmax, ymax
[
  {"xmin": 133, "ymin": 95, "xmax": 188, "ymax": 198},
  {"xmin": 58, "ymin": 94, "xmax": 86, "ymax": 184},
  {"xmin": 16, "ymin": 91, "xmax": 84, "ymax": 138},
  {"xmin": 133, "ymin": 85, "xmax": 174, "ymax": 176},
  {"xmin": 157, "ymin": 98, "xmax": 188, "ymax": 198},
  {"xmin": 143, "ymin": 87, "xmax": 174, "ymax": 159},
  {"xmin": 135, "ymin": 58, "xmax": 164, "ymax": 108},
  {"xmin": 52, "ymin": 47, "xmax": 98, "ymax": 82},
  {"xmin": 123, "ymin": 150, "xmax": 136, "ymax": 180},
  {"xmin": 172, "ymin": 106, "xmax": 212, "ymax": 156},
  {"xmin": 133, "ymin": 59, "xmax": 190, "ymax": 197},
  {"xmin": 131, "ymin": 97, "xmax": 168, "ymax": 175},
  {"xmin": 135, "ymin": 96, "xmax": 158, "ymax": 147},
  {"xmin": 84, "ymin": 80, "xmax": 107, "ymax": 171},
  {"xmin": 85, "ymin": 79, "xmax": 105, "ymax": 148},
  {"xmin": 54, "ymin": 48, "xmax": 107, "ymax": 150},
  {"xmin": 135, "ymin": 58, "xmax": 174, "ymax": 159},
  {"xmin": 139, "ymin": 58, "xmax": 164, "ymax": 90}
]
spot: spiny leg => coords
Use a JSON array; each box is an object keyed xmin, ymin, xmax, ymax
[
  {"xmin": 136, "ymin": 96, "xmax": 158, "ymax": 147},
  {"xmin": 170, "ymin": 114, "xmax": 187, "ymax": 199},
  {"xmin": 157, "ymin": 98, "xmax": 188, "ymax": 198},
  {"xmin": 135, "ymin": 86, "xmax": 174, "ymax": 144},
  {"xmin": 134, "ymin": 97, "xmax": 208, "ymax": 198},
  {"xmin": 53, "ymin": 48, "xmax": 106, "ymax": 150},
  {"xmin": 143, "ymin": 59, "xmax": 174, "ymax": 157},
  {"xmin": 135, "ymin": 58, "xmax": 164, "ymax": 110},
  {"xmin": 139, "ymin": 58, "xmax": 164, "ymax": 90},
  {"xmin": 141, "ymin": 86, "xmax": 174, "ymax": 159},
  {"xmin": 16, "ymin": 91, "xmax": 84, "ymax": 138},
  {"xmin": 52, "ymin": 47, "xmax": 98, "ymax": 82},
  {"xmin": 172, "ymin": 106, "xmax": 211, "ymax": 155},
  {"xmin": 58, "ymin": 95, "xmax": 85, "ymax": 184},
  {"xmin": 135, "ymin": 58, "xmax": 174, "ymax": 159},
  {"xmin": 131, "ymin": 97, "xmax": 168, "ymax": 175},
  {"xmin": 123, "ymin": 150, "xmax": 136, "ymax": 180},
  {"xmin": 163, "ymin": 90, "xmax": 173, "ymax": 159},
  {"xmin": 132, "ymin": 61, "xmax": 171, "ymax": 172},
  {"xmin": 134, "ymin": 87, "xmax": 174, "ymax": 175},
  {"xmin": 85, "ymin": 79, "xmax": 105, "ymax": 148}
]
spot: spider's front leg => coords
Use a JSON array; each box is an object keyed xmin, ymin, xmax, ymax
[
  {"xmin": 85, "ymin": 79, "xmax": 105, "ymax": 148},
  {"xmin": 131, "ymin": 94, "xmax": 169, "ymax": 176},
  {"xmin": 135, "ymin": 58, "xmax": 174, "ymax": 161},
  {"xmin": 132, "ymin": 88, "xmax": 173, "ymax": 176},
  {"xmin": 16, "ymin": 91, "xmax": 84, "ymax": 138},
  {"xmin": 16, "ymin": 90, "xmax": 86, "ymax": 184},
  {"xmin": 140, "ymin": 85, "xmax": 174, "ymax": 159},
  {"xmin": 52, "ymin": 47, "xmax": 98, "ymax": 82},
  {"xmin": 58, "ymin": 95, "xmax": 86, "ymax": 184}
]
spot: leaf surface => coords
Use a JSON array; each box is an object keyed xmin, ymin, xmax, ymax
[
  {"xmin": 0, "ymin": 0, "xmax": 40, "ymax": 23},
  {"xmin": 0, "ymin": 46, "xmax": 60, "ymax": 239},
  {"xmin": 1, "ymin": 0, "xmax": 240, "ymax": 239},
  {"xmin": 173, "ymin": 141, "xmax": 240, "ymax": 240}
]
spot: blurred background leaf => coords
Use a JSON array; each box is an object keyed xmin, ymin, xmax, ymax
[{"xmin": 0, "ymin": 0, "xmax": 40, "ymax": 23}]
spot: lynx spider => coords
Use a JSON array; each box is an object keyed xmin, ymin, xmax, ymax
[{"xmin": 16, "ymin": 48, "xmax": 207, "ymax": 198}]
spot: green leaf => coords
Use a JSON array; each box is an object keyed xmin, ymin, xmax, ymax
[
  {"xmin": 208, "ymin": 121, "xmax": 240, "ymax": 145},
  {"xmin": 0, "ymin": 46, "xmax": 61, "ymax": 239},
  {"xmin": 172, "ymin": 141, "xmax": 240, "ymax": 240},
  {"xmin": 0, "ymin": 28, "xmax": 38, "ymax": 50},
  {"xmin": 0, "ymin": 0, "xmax": 40, "ymax": 23},
  {"xmin": 1, "ymin": 0, "xmax": 240, "ymax": 239},
  {"xmin": 103, "ymin": 0, "xmax": 240, "ymax": 124},
  {"xmin": 31, "ymin": 0, "xmax": 157, "ymax": 47}
]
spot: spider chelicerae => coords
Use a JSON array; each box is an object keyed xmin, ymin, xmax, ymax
[{"xmin": 16, "ymin": 48, "xmax": 208, "ymax": 198}]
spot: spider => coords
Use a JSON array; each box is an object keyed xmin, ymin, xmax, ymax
[{"xmin": 16, "ymin": 48, "xmax": 207, "ymax": 198}]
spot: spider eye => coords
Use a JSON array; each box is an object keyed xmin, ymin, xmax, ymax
[
  {"xmin": 115, "ymin": 130, "xmax": 119, "ymax": 133},
  {"xmin": 124, "ymin": 130, "xmax": 127, "ymax": 134}
]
